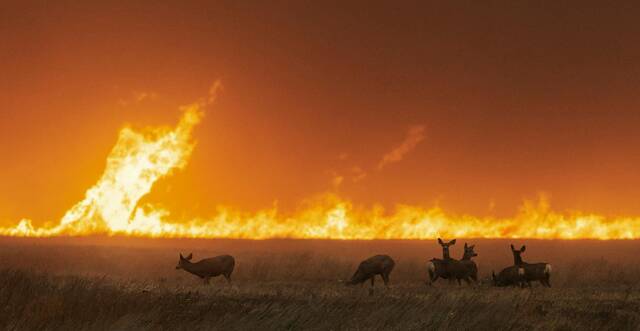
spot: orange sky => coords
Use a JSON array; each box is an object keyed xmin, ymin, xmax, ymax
[{"xmin": 2, "ymin": 1, "xmax": 640, "ymax": 227}]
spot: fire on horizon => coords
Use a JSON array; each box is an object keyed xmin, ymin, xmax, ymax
[
  {"xmin": 2, "ymin": 2, "xmax": 640, "ymax": 240},
  {"xmin": 2, "ymin": 92, "xmax": 639, "ymax": 239}
]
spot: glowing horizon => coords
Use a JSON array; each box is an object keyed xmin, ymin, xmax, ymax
[{"xmin": 2, "ymin": 94, "xmax": 640, "ymax": 240}]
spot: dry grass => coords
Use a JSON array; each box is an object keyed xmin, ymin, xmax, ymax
[{"xmin": 0, "ymin": 237, "xmax": 640, "ymax": 330}]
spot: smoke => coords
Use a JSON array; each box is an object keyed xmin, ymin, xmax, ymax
[
  {"xmin": 117, "ymin": 91, "xmax": 158, "ymax": 107},
  {"xmin": 331, "ymin": 175, "xmax": 344, "ymax": 188},
  {"xmin": 377, "ymin": 125, "xmax": 425, "ymax": 170},
  {"xmin": 329, "ymin": 125, "xmax": 424, "ymax": 187},
  {"xmin": 206, "ymin": 80, "xmax": 224, "ymax": 105},
  {"xmin": 350, "ymin": 166, "xmax": 367, "ymax": 183}
]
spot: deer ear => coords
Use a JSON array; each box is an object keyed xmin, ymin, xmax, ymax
[
  {"xmin": 450, "ymin": 239, "xmax": 456, "ymax": 245},
  {"xmin": 464, "ymin": 243, "xmax": 468, "ymax": 249},
  {"xmin": 179, "ymin": 253, "xmax": 184, "ymax": 260},
  {"xmin": 186, "ymin": 253, "xmax": 193, "ymax": 260},
  {"xmin": 521, "ymin": 246, "xmax": 526, "ymax": 252},
  {"xmin": 510, "ymin": 244, "xmax": 515, "ymax": 251},
  {"xmin": 438, "ymin": 238, "xmax": 444, "ymax": 245}
]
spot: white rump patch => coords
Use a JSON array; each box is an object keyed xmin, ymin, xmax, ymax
[
  {"xmin": 428, "ymin": 262, "xmax": 435, "ymax": 273},
  {"xmin": 518, "ymin": 267, "xmax": 525, "ymax": 276},
  {"xmin": 545, "ymin": 264, "xmax": 552, "ymax": 274}
]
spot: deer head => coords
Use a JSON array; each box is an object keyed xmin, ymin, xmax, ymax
[
  {"xmin": 437, "ymin": 238, "xmax": 456, "ymax": 259},
  {"xmin": 346, "ymin": 268, "xmax": 367, "ymax": 286},
  {"xmin": 176, "ymin": 253, "xmax": 193, "ymax": 270},
  {"xmin": 510, "ymin": 244, "xmax": 526, "ymax": 265},
  {"xmin": 462, "ymin": 243, "xmax": 477, "ymax": 260}
]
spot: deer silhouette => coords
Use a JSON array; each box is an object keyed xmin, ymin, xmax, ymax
[
  {"xmin": 427, "ymin": 238, "xmax": 456, "ymax": 284},
  {"xmin": 176, "ymin": 253, "xmax": 235, "ymax": 285},
  {"xmin": 448, "ymin": 243, "xmax": 479, "ymax": 285},
  {"xmin": 346, "ymin": 255, "xmax": 395, "ymax": 290},
  {"xmin": 438, "ymin": 238, "xmax": 456, "ymax": 259},
  {"xmin": 427, "ymin": 240, "xmax": 478, "ymax": 285},
  {"xmin": 492, "ymin": 265, "xmax": 525, "ymax": 287},
  {"xmin": 491, "ymin": 245, "xmax": 551, "ymax": 287},
  {"xmin": 510, "ymin": 245, "xmax": 552, "ymax": 287}
]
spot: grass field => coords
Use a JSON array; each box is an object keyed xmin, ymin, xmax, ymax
[{"xmin": 1, "ymin": 237, "xmax": 640, "ymax": 330}]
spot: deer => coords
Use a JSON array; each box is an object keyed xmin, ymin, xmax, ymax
[
  {"xmin": 175, "ymin": 253, "xmax": 235, "ymax": 285},
  {"xmin": 510, "ymin": 245, "xmax": 552, "ymax": 287},
  {"xmin": 428, "ymin": 241, "xmax": 478, "ymax": 285},
  {"xmin": 438, "ymin": 238, "xmax": 456, "ymax": 260},
  {"xmin": 427, "ymin": 238, "xmax": 457, "ymax": 284},
  {"xmin": 448, "ymin": 243, "xmax": 479, "ymax": 285},
  {"xmin": 492, "ymin": 265, "xmax": 526, "ymax": 287},
  {"xmin": 346, "ymin": 255, "xmax": 395, "ymax": 290}
]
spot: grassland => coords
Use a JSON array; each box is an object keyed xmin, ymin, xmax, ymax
[{"xmin": 0, "ymin": 237, "xmax": 639, "ymax": 330}]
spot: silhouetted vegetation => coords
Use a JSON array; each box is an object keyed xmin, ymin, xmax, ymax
[{"xmin": 0, "ymin": 237, "xmax": 639, "ymax": 329}]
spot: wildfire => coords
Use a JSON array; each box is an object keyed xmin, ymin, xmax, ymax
[{"xmin": 2, "ymin": 95, "xmax": 640, "ymax": 239}]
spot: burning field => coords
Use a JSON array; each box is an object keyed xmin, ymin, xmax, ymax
[
  {"xmin": 6, "ymin": 2, "xmax": 640, "ymax": 329},
  {"xmin": 2, "ymin": 94, "xmax": 640, "ymax": 241},
  {"xmin": 1, "ymin": 91, "xmax": 640, "ymax": 330},
  {"xmin": 1, "ymin": 237, "xmax": 640, "ymax": 330}
]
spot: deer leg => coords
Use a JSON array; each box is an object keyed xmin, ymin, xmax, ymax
[
  {"xmin": 368, "ymin": 276, "xmax": 375, "ymax": 296},
  {"xmin": 427, "ymin": 274, "xmax": 438, "ymax": 286},
  {"xmin": 382, "ymin": 273, "xmax": 390, "ymax": 288},
  {"xmin": 224, "ymin": 273, "xmax": 232, "ymax": 284},
  {"xmin": 428, "ymin": 268, "xmax": 438, "ymax": 282}
]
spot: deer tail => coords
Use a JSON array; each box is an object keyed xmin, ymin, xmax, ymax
[{"xmin": 427, "ymin": 261, "xmax": 436, "ymax": 276}]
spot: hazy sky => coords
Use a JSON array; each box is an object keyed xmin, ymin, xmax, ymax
[{"xmin": 2, "ymin": 1, "xmax": 640, "ymax": 225}]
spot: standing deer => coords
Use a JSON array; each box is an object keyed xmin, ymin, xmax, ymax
[
  {"xmin": 510, "ymin": 245, "xmax": 552, "ymax": 287},
  {"xmin": 438, "ymin": 238, "xmax": 457, "ymax": 259},
  {"xmin": 175, "ymin": 253, "xmax": 235, "ymax": 285},
  {"xmin": 427, "ymin": 238, "xmax": 457, "ymax": 284},
  {"xmin": 449, "ymin": 243, "xmax": 479, "ymax": 285},
  {"xmin": 346, "ymin": 255, "xmax": 395, "ymax": 290},
  {"xmin": 428, "ymin": 242, "xmax": 478, "ymax": 285}
]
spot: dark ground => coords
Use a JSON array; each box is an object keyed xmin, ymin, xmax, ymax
[{"xmin": 0, "ymin": 237, "xmax": 639, "ymax": 330}]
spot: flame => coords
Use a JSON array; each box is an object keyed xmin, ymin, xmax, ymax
[
  {"xmin": 2, "ymin": 99, "xmax": 640, "ymax": 239},
  {"xmin": 0, "ymin": 102, "xmax": 203, "ymax": 237}
]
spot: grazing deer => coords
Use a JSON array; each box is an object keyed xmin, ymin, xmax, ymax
[
  {"xmin": 346, "ymin": 255, "xmax": 395, "ymax": 289},
  {"xmin": 428, "ymin": 242, "xmax": 478, "ymax": 285},
  {"xmin": 175, "ymin": 253, "xmax": 235, "ymax": 285},
  {"xmin": 492, "ymin": 265, "xmax": 526, "ymax": 287},
  {"xmin": 510, "ymin": 245, "xmax": 552, "ymax": 287}
]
